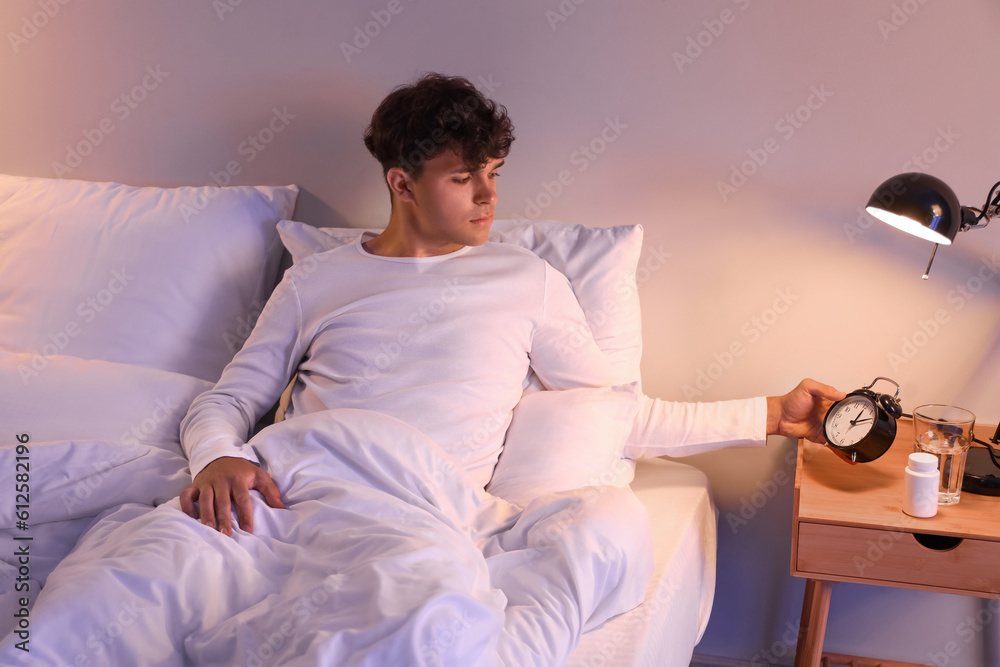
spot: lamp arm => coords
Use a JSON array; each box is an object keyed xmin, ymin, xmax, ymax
[{"xmin": 966, "ymin": 179, "xmax": 1000, "ymax": 228}]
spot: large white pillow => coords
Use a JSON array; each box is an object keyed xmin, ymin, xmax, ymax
[
  {"xmin": 276, "ymin": 218, "xmax": 644, "ymax": 385},
  {"xmin": 1, "ymin": 351, "xmax": 212, "ymax": 451},
  {"xmin": 0, "ymin": 174, "xmax": 298, "ymax": 382},
  {"xmin": 485, "ymin": 383, "xmax": 641, "ymax": 506},
  {"xmin": 0, "ymin": 351, "xmax": 201, "ymax": 531}
]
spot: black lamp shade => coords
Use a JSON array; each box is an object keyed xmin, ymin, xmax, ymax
[{"xmin": 865, "ymin": 172, "xmax": 963, "ymax": 245}]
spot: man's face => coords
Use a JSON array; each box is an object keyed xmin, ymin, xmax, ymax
[{"xmin": 401, "ymin": 150, "xmax": 503, "ymax": 252}]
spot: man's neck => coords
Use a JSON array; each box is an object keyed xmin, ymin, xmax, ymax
[{"xmin": 363, "ymin": 215, "xmax": 464, "ymax": 258}]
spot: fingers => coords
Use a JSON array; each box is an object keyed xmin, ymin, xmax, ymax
[
  {"xmin": 214, "ymin": 486, "xmax": 234, "ymax": 536},
  {"xmin": 184, "ymin": 459, "xmax": 286, "ymax": 537},
  {"xmin": 800, "ymin": 378, "xmax": 846, "ymax": 401},
  {"xmin": 231, "ymin": 486, "xmax": 253, "ymax": 535},
  {"xmin": 254, "ymin": 471, "xmax": 286, "ymax": 510},
  {"xmin": 198, "ymin": 485, "xmax": 218, "ymax": 531},
  {"xmin": 179, "ymin": 486, "xmax": 199, "ymax": 519}
]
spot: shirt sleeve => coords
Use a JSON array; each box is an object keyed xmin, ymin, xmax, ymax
[
  {"xmin": 180, "ymin": 271, "xmax": 306, "ymax": 478},
  {"xmin": 624, "ymin": 394, "xmax": 768, "ymax": 458},
  {"xmin": 527, "ymin": 262, "xmax": 618, "ymax": 390}
]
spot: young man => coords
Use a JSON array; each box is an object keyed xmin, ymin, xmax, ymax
[
  {"xmin": 171, "ymin": 73, "xmax": 843, "ymax": 662},
  {"xmin": 179, "ymin": 73, "xmax": 843, "ymax": 537}
]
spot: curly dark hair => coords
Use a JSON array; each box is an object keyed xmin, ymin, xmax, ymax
[{"xmin": 363, "ymin": 73, "xmax": 514, "ymax": 179}]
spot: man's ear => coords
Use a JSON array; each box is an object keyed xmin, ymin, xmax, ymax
[{"xmin": 386, "ymin": 167, "xmax": 416, "ymax": 203}]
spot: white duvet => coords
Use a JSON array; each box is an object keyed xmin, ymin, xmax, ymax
[{"xmin": 0, "ymin": 408, "xmax": 652, "ymax": 666}]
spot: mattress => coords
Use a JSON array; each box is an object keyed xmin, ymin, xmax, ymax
[{"xmin": 568, "ymin": 457, "xmax": 717, "ymax": 667}]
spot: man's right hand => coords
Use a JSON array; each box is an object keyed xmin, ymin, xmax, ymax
[{"xmin": 179, "ymin": 457, "xmax": 285, "ymax": 536}]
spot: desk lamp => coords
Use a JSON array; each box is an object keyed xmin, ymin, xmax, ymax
[{"xmin": 865, "ymin": 172, "xmax": 1000, "ymax": 494}]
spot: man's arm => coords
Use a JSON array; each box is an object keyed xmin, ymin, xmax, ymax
[
  {"xmin": 179, "ymin": 271, "xmax": 306, "ymax": 535},
  {"xmin": 527, "ymin": 262, "xmax": 621, "ymax": 389},
  {"xmin": 626, "ymin": 379, "xmax": 845, "ymax": 458},
  {"xmin": 522, "ymin": 261, "xmax": 846, "ymax": 456}
]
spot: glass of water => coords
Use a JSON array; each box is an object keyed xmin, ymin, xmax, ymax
[{"xmin": 913, "ymin": 404, "xmax": 976, "ymax": 506}]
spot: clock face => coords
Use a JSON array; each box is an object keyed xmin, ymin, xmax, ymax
[{"xmin": 825, "ymin": 395, "xmax": 878, "ymax": 448}]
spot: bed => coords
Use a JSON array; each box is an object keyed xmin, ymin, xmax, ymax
[{"xmin": 0, "ymin": 172, "xmax": 725, "ymax": 665}]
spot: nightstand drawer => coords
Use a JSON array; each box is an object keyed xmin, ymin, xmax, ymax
[{"xmin": 796, "ymin": 522, "xmax": 1000, "ymax": 595}]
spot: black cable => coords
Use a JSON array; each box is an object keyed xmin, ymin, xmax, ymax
[
  {"xmin": 973, "ymin": 437, "xmax": 1000, "ymax": 468},
  {"xmin": 975, "ymin": 180, "xmax": 1000, "ymax": 223}
]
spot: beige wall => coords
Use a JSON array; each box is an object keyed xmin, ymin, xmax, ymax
[{"xmin": 3, "ymin": 1, "xmax": 999, "ymax": 663}]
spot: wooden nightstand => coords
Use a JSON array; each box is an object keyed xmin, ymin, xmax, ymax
[{"xmin": 791, "ymin": 417, "xmax": 1000, "ymax": 667}]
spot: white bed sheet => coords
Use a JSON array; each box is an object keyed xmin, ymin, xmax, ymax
[{"xmin": 569, "ymin": 457, "xmax": 717, "ymax": 667}]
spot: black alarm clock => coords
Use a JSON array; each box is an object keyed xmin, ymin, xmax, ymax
[{"xmin": 823, "ymin": 377, "xmax": 903, "ymax": 463}]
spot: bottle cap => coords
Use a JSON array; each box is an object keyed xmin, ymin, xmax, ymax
[{"xmin": 908, "ymin": 452, "xmax": 939, "ymax": 473}]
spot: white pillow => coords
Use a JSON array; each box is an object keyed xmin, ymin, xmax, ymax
[
  {"xmin": 0, "ymin": 351, "xmax": 212, "ymax": 452},
  {"xmin": 276, "ymin": 218, "xmax": 644, "ymax": 384},
  {"xmin": 0, "ymin": 351, "xmax": 201, "ymax": 527},
  {"xmin": 0, "ymin": 174, "xmax": 298, "ymax": 382},
  {"xmin": 485, "ymin": 383, "xmax": 641, "ymax": 506}
]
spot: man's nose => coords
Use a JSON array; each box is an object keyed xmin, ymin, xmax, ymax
[{"xmin": 475, "ymin": 176, "xmax": 497, "ymax": 205}]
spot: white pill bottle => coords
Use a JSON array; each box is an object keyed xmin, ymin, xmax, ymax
[{"xmin": 903, "ymin": 452, "xmax": 940, "ymax": 518}]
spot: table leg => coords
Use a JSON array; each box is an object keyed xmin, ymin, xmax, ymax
[{"xmin": 793, "ymin": 578, "xmax": 832, "ymax": 667}]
